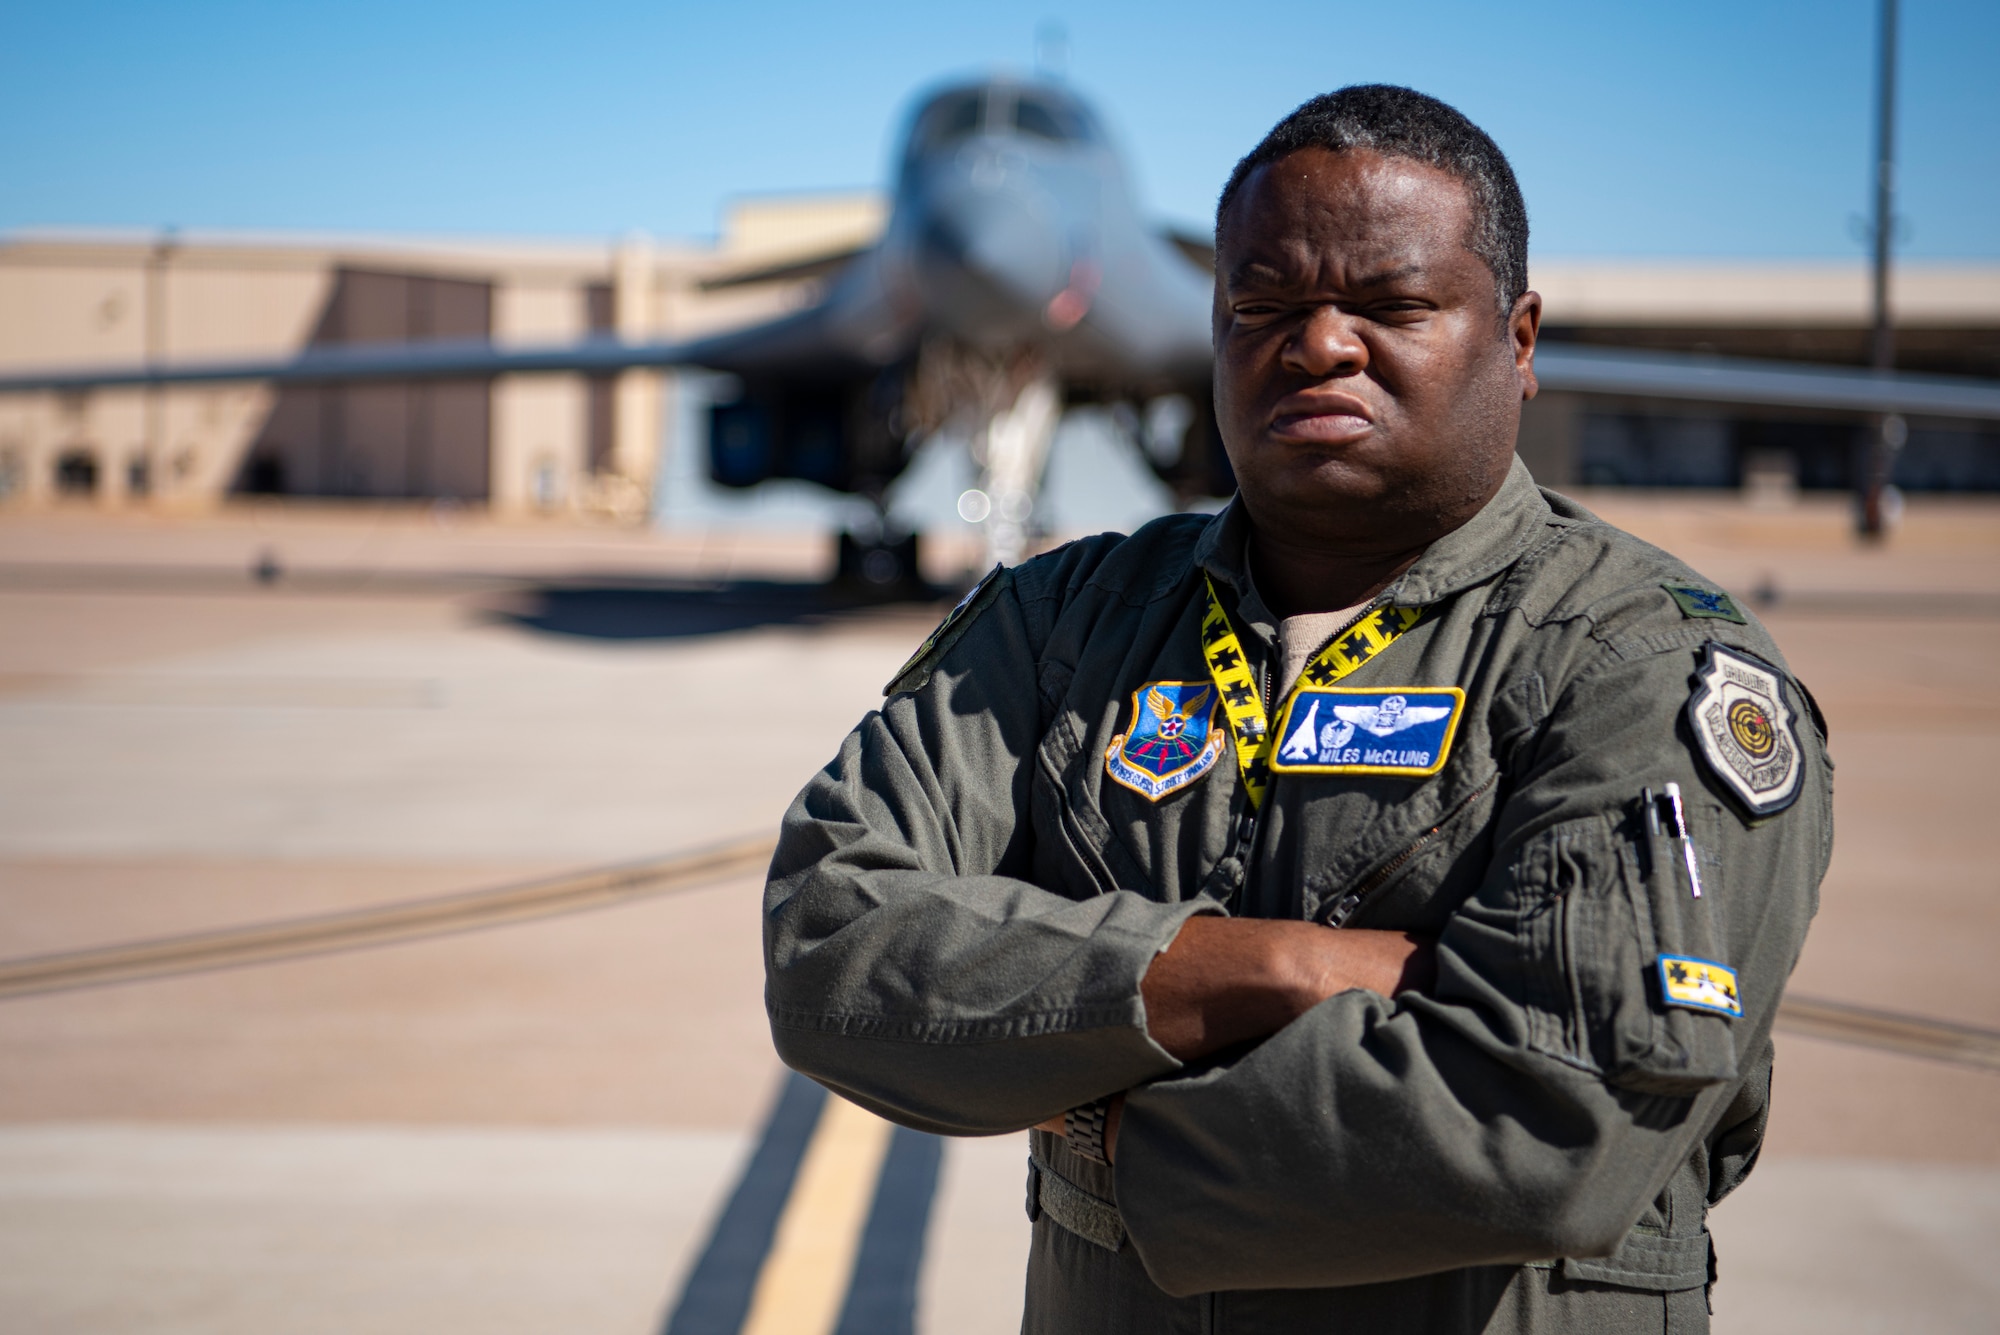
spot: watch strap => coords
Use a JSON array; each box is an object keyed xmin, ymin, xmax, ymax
[{"xmin": 1063, "ymin": 1097, "xmax": 1112, "ymax": 1164}]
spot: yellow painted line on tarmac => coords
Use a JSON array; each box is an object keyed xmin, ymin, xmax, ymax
[{"xmin": 739, "ymin": 1095, "xmax": 896, "ymax": 1335}]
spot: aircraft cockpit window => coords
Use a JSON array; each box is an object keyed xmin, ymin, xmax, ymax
[
  {"xmin": 920, "ymin": 94, "xmax": 985, "ymax": 149},
  {"xmin": 1011, "ymin": 96, "xmax": 1087, "ymax": 143}
]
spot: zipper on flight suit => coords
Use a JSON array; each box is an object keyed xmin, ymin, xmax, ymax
[{"xmin": 1320, "ymin": 770, "xmax": 1500, "ymax": 927}]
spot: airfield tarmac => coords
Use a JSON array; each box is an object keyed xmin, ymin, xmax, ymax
[{"xmin": 0, "ymin": 494, "xmax": 1996, "ymax": 1333}]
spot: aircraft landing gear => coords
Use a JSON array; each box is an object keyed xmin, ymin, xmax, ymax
[
  {"xmin": 903, "ymin": 341, "xmax": 1063, "ymax": 575},
  {"xmin": 835, "ymin": 514, "xmax": 925, "ymax": 597},
  {"xmin": 971, "ymin": 373, "xmax": 1061, "ymax": 570}
]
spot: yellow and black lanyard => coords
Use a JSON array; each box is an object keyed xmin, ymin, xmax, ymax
[{"xmin": 1198, "ymin": 575, "xmax": 1423, "ymax": 809}]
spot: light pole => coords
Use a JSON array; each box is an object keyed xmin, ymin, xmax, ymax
[
  {"xmin": 1858, "ymin": 0, "xmax": 1901, "ymax": 539},
  {"xmin": 142, "ymin": 225, "xmax": 180, "ymax": 501}
]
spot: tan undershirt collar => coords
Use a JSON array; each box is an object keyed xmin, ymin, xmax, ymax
[{"xmin": 1276, "ymin": 605, "xmax": 1370, "ymax": 702}]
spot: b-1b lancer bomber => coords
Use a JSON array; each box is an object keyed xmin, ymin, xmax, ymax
[
  {"xmin": 0, "ymin": 78, "xmax": 1225, "ymax": 577},
  {"xmin": 6, "ymin": 76, "xmax": 1999, "ymax": 574}
]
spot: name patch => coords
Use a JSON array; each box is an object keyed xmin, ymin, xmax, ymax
[
  {"xmin": 1658, "ymin": 954, "xmax": 1743, "ymax": 1017},
  {"xmin": 1104, "ymin": 681, "xmax": 1226, "ymax": 801},
  {"xmin": 1268, "ymin": 687, "xmax": 1465, "ymax": 777},
  {"xmin": 1686, "ymin": 643, "xmax": 1802, "ymax": 815}
]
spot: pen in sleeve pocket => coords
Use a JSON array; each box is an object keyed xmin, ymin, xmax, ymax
[{"xmin": 1663, "ymin": 781, "xmax": 1704, "ymax": 899}]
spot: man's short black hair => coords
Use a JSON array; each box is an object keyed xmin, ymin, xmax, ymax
[{"xmin": 1216, "ymin": 85, "xmax": 1529, "ymax": 317}]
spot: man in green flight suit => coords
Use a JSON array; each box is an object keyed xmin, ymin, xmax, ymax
[{"xmin": 762, "ymin": 84, "xmax": 1831, "ymax": 1333}]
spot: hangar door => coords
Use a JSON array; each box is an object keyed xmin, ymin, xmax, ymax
[{"xmin": 237, "ymin": 268, "xmax": 493, "ymax": 500}]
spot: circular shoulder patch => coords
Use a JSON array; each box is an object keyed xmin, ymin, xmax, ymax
[{"xmin": 1684, "ymin": 642, "xmax": 1803, "ymax": 816}]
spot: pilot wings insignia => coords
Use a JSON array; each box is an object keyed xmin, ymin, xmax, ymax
[
  {"xmin": 1105, "ymin": 681, "xmax": 1224, "ymax": 801},
  {"xmin": 1270, "ymin": 687, "xmax": 1466, "ymax": 777},
  {"xmin": 1330, "ymin": 697, "xmax": 1455, "ymax": 736}
]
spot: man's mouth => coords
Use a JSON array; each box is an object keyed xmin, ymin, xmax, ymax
[
  {"xmin": 1271, "ymin": 411, "xmax": 1372, "ymax": 442},
  {"xmin": 1269, "ymin": 392, "xmax": 1374, "ymax": 444}
]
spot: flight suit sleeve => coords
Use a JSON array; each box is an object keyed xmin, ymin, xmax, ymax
[
  {"xmin": 762, "ymin": 562, "xmax": 1209, "ymax": 1136},
  {"xmin": 1113, "ymin": 635, "xmax": 1832, "ymax": 1294}
]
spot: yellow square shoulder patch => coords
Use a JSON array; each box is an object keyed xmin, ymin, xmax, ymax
[{"xmin": 1658, "ymin": 954, "xmax": 1743, "ymax": 1018}]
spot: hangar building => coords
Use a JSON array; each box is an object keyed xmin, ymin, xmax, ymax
[
  {"xmin": 0, "ymin": 194, "xmax": 884, "ymax": 515},
  {"xmin": 1, "ymin": 199, "xmax": 1995, "ymax": 512}
]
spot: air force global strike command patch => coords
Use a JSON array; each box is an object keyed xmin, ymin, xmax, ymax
[
  {"xmin": 1686, "ymin": 642, "xmax": 1802, "ymax": 816},
  {"xmin": 1268, "ymin": 687, "xmax": 1465, "ymax": 777},
  {"xmin": 1104, "ymin": 681, "xmax": 1226, "ymax": 800}
]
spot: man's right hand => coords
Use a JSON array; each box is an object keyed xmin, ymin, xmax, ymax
[{"xmin": 1138, "ymin": 917, "xmax": 1435, "ymax": 1063}]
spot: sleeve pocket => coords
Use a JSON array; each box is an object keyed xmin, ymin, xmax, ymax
[{"xmin": 1514, "ymin": 811, "xmax": 1739, "ymax": 1096}]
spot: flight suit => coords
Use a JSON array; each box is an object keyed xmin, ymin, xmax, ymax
[{"xmin": 762, "ymin": 459, "xmax": 1832, "ymax": 1333}]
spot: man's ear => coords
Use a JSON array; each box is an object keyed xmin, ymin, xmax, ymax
[{"xmin": 1510, "ymin": 290, "xmax": 1543, "ymax": 401}]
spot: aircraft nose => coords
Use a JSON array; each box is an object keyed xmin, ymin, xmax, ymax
[{"xmin": 921, "ymin": 166, "xmax": 1068, "ymax": 320}]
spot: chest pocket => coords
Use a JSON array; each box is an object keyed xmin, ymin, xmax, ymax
[
  {"xmin": 1029, "ymin": 708, "xmax": 1147, "ymax": 901},
  {"xmin": 1496, "ymin": 805, "xmax": 1739, "ymax": 1095},
  {"xmin": 1029, "ymin": 666, "xmax": 1240, "ymax": 907}
]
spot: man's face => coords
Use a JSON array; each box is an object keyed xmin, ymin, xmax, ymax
[{"xmin": 1212, "ymin": 147, "xmax": 1540, "ymax": 552}]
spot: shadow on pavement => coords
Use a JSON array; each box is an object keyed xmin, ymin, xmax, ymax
[{"xmin": 479, "ymin": 579, "xmax": 941, "ymax": 641}]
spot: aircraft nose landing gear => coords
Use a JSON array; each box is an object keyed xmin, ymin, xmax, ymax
[{"xmin": 835, "ymin": 525, "xmax": 925, "ymax": 598}]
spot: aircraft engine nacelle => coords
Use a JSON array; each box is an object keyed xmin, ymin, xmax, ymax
[
  {"xmin": 1114, "ymin": 387, "xmax": 1235, "ymax": 504},
  {"xmin": 707, "ymin": 370, "xmax": 910, "ymax": 499}
]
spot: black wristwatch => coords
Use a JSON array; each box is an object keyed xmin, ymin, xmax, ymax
[{"xmin": 1064, "ymin": 1097, "xmax": 1113, "ymax": 1164}]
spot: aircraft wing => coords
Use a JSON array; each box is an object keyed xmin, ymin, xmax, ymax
[
  {"xmin": 1158, "ymin": 225, "xmax": 1215, "ymax": 274},
  {"xmin": 6, "ymin": 328, "xmax": 1998, "ymax": 423},
  {"xmin": 1533, "ymin": 343, "xmax": 2000, "ymax": 421},
  {"xmin": 0, "ymin": 333, "xmax": 689, "ymax": 391},
  {"xmin": 698, "ymin": 244, "xmax": 870, "ymax": 292},
  {"xmin": 0, "ymin": 286, "xmax": 896, "ymax": 393}
]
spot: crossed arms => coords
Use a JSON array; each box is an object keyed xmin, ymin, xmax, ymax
[{"xmin": 1030, "ymin": 919, "xmax": 1435, "ymax": 1156}]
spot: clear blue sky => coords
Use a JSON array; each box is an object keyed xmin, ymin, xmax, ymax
[{"xmin": 2, "ymin": 0, "xmax": 1994, "ymax": 258}]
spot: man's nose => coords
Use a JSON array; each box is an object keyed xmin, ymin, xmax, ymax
[{"xmin": 1283, "ymin": 305, "xmax": 1368, "ymax": 378}]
